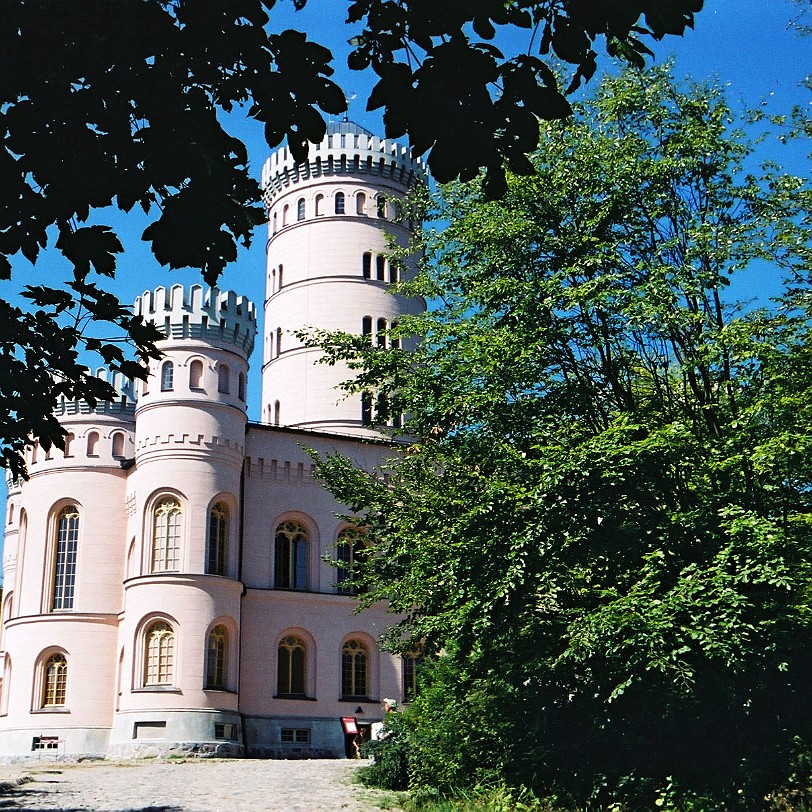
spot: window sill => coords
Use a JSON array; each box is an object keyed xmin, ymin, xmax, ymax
[
  {"xmin": 204, "ymin": 688, "xmax": 238, "ymax": 695},
  {"xmin": 274, "ymin": 694, "xmax": 316, "ymax": 701},
  {"xmin": 31, "ymin": 707, "xmax": 70, "ymax": 714},
  {"xmin": 339, "ymin": 697, "xmax": 376, "ymax": 703},
  {"xmin": 132, "ymin": 686, "xmax": 182, "ymax": 694}
]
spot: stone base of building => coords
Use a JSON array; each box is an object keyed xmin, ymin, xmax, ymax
[{"xmin": 243, "ymin": 715, "xmax": 346, "ymax": 759}]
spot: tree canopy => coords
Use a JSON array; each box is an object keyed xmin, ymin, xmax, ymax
[
  {"xmin": 0, "ymin": 0, "xmax": 702, "ymax": 477},
  {"xmin": 310, "ymin": 65, "xmax": 812, "ymax": 808}
]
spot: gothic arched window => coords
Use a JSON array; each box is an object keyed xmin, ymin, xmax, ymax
[
  {"xmin": 277, "ymin": 636, "xmax": 306, "ymax": 696},
  {"xmin": 206, "ymin": 625, "xmax": 228, "ymax": 690},
  {"xmin": 336, "ymin": 528, "xmax": 367, "ymax": 595},
  {"xmin": 52, "ymin": 505, "xmax": 79, "ymax": 611},
  {"xmin": 151, "ymin": 498, "xmax": 182, "ymax": 572},
  {"xmin": 144, "ymin": 621, "xmax": 174, "ymax": 686},
  {"xmin": 207, "ymin": 503, "xmax": 228, "ymax": 576},
  {"xmin": 41, "ymin": 653, "xmax": 68, "ymax": 707},
  {"xmin": 274, "ymin": 521, "xmax": 308, "ymax": 590},
  {"xmin": 341, "ymin": 639, "xmax": 368, "ymax": 698}
]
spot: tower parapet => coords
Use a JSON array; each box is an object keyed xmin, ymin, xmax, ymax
[
  {"xmin": 134, "ymin": 283, "xmax": 256, "ymax": 358},
  {"xmin": 53, "ymin": 367, "xmax": 136, "ymax": 418},
  {"xmin": 261, "ymin": 122, "xmax": 425, "ymax": 203}
]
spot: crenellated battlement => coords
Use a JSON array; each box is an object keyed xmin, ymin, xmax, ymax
[
  {"xmin": 134, "ymin": 284, "xmax": 257, "ymax": 357},
  {"xmin": 54, "ymin": 367, "xmax": 136, "ymax": 418},
  {"xmin": 261, "ymin": 122, "xmax": 425, "ymax": 202}
]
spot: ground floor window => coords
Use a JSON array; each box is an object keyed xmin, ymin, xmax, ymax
[{"xmin": 281, "ymin": 728, "xmax": 310, "ymax": 743}]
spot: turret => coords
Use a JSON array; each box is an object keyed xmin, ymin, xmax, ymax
[{"xmin": 260, "ymin": 120, "xmax": 426, "ymax": 435}]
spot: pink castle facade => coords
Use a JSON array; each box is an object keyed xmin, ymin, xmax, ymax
[{"xmin": 0, "ymin": 123, "xmax": 424, "ymax": 759}]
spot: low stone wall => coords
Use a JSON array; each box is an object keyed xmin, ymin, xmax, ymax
[{"xmin": 106, "ymin": 740, "xmax": 243, "ymax": 759}]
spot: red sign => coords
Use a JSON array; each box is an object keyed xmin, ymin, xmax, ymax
[{"xmin": 340, "ymin": 716, "xmax": 359, "ymax": 735}]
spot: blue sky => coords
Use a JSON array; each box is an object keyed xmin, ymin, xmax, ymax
[{"xmin": 2, "ymin": 0, "xmax": 811, "ymax": 513}]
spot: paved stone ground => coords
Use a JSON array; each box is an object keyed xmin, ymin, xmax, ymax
[{"xmin": 0, "ymin": 759, "xmax": 404, "ymax": 812}]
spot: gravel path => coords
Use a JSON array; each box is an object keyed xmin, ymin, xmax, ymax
[{"xmin": 0, "ymin": 759, "xmax": 403, "ymax": 812}]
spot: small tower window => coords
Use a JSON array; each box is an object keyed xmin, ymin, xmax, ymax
[
  {"xmin": 189, "ymin": 359, "xmax": 204, "ymax": 389},
  {"xmin": 111, "ymin": 432, "xmax": 125, "ymax": 458},
  {"xmin": 376, "ymin": 194, "xmax": 386, "ymax": 218},
  {"xmin": 275, "ymin": 328, "xmax": 282, "ymax": 357},
  {"xmin": 389, "ymin": 262, "xmax": 399, "ymax": 284},
  {"xmin": 218, "ymin": 364, "xmax": 230, "ymax": 394},
  {"xmin": 376, "ymin": 255, "xmax": 385, "ymax": 281},
  {"xmin": 315, "ymin": 194, "xmax": 324, "ymax": 216},
  {"xmin": 160, "ymin": 361, "xmax": 174, "ymax": 392},
  {"xmin": 356, "ymin": 192, "xmax": 366, "ymax": 215},
  {"xmin": 362, "ymin": 316, "xmax": 372, "ymax": 342},
  {"xmin": 272, "ymin": 212, "xmax": 278, "ymax": 233},
  {"xmin": 361, "ymin": 393, "xmax": 373, "ymax": 425},
  {"xmin": 238, "ymin": 372, "xmax": 246, "ymax": 401},
  {"xmin": 63, "ymin": 433, "xmax": 74, "ymax": 458},
  {"xmin": 297, "ymin": 197, "xmax": 305, "ymax": 221},
  {"xmin": 278, "ymin": 265, "xmax": 283, "ymax": 290},
  {"xmin": 274, "ymin": 400, "xmax": 281, "ymax": 426},
  {"xmin": 335, "ymin": 192, "xmax": 345, "ymax": 215},
  {"xmin": 377, "ymin": 318, "xmax": 388, "ymax": 348},
  {"xmin": 362, "ymin": 253, "xmax": 371, "ymax": 279},
  {"xmin": 86, "ymin": 432, "xmax": 99, "ymax": 456},
  {"xmin": 282, "ymin": 204, "xmax": 289, "ymax": 227}
]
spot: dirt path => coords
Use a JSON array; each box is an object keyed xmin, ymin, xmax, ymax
[{"xmin": 0, "ymin": 759, "xmax": 403, "ymax": 812}]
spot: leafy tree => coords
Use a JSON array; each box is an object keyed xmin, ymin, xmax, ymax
[
  {"xmin": 310, "ymin": 64, "xmax": 812, "ymax": 808},
  {"xmin": 0, "ymin": 0, "xmax": 702, "ymax": 477}
]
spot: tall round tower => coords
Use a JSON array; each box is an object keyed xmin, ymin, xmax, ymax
[
  {"xmin": 0, "ymin": 371, "xmax": 135, "ymax": 757},
  {"xmin": 110, "ymin": 284, "xmax": 256, "ymax": 757},
  {"xmin": 260, "ymin": 120, "xmax": 425, "ymax": 435}
]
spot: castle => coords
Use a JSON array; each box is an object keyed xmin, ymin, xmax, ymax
[{"xmin": 0, "ymin": 121, "xmax": 425, "ymax": 759}]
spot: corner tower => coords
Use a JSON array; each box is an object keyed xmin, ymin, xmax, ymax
[{"xmin": 260, "ymin": 121, "xmax": 425, "ymax": 435}]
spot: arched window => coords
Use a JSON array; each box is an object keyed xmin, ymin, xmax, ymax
[
  {"xmin": 402, "ymin": 652, "xmax": 423, "ymax": 701},
  {"xmin": 356, "ymin": 192, "xmax": 366, "ymax": 215},
  {"xmin": 63, "ymin": 432, "xmax": 74, "ymax": 458},
  {"xmin": 41, "ymin": 653, "xmax": 67, "ymax": 707},
  {"xmin": 282, "ymin": 204, "xmax": 289, "ymax": 227},
  {"xmin": 52, "ymin": 505, "xmax": 79, "ymax": 611},
  {"xmin": 189, "ymin": 359, "xmax": 204, "ymax": 389},
  {"xmin": 362, "ymin": 252, "xmax": 372, "ymax": 279},
  {"xmin": 361, "ymin": 393, "xmax": 373, "ymax": 426},
  {"xmin": 376, "ymin": 194, "xmax": 386, "ymax": 218},
  {"xmin": 272, "ymin": 212, "xmax": 278, "ymax": 233},
  {"xmin": 277, "ymin": 636, "xmax": 306, "ymax": 696},
  {"xmin": 206, "ymin": 625, "xmax": 228, "ymax": 690},
  {"xmin": 218, "ymin": 364, "xmax": 230, "ymax": 394},
  {"xmin": 335, "ymin": 192, "xmax": 345, "ymax": 214},
  {"xmin": 391, "ymin": 321, "xmax": 401, "ymax": 350},
  {"xmin": 151, "ymin": 498, "xmax": 182, "ymax": 572},
  {"xmin": 376, "ymin": 255, "xmax": 385, "ymax": 281},
  {"xmin": 389, "ymin": 261, "xmax": 398, "ymax": 284},
  {"xmin": 275, "ymin": 328, "xmax": 282, "ymax": 357},
  {"xmin": 377, "ymin": 318, "xmax": 388, "ymax": 348},
  {"xmin": 86, "ymin": 432, "xmax": 99, "ymax": 456},
  {"xmin": 274, "ymin": 520, "xmax": 308, "ymax": 590},
  {"xmin": 336, "ymin": 528, "xmax": 367, "ymax": 595},
  {"xmin": 161, "ymin": 361, "xmax": 174, "ymax": 392},
  {"xmin": 274, "ymin": 400, "xmax": 281, "ymax": 426},
  {"xmin": 362, "ymin": 316, "xmax": 372, "ymax": 342},
  {"xmin": 341, "ymin": 640, "xmax": 368, "ymax": 698},
  {"xmin": 207, "ymin": 503, "xmax": 228, "ymax": 576},
  {"xmin": 315, "ymin": 194, "xmax": 324, "ymax": 216},
  {"xmin": 238, "ymin": 372, "xmax": 246, "ymax": 402},
  {"xmin": 297, "ymin": 197, "xmax": 305, "ymax": 221},
  {"xmin": 144, "ymin": 621, "xmax": 174, "ymax": 686},
  {"xmin": 278, "ymin": 264, "xmax": 284, "ymax": 289},
  {"xmin": 7, "ymin": 503, "xmax": 13, "ymax": 525},
  {"xmin": 111, "ymin": 432, "xmax": 125, "ymax": 458},
  {"xmin": 30, "ymin": 441, "xmax": 38, "ymax": 465}
]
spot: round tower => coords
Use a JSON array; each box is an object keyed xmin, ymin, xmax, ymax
[
  {"xmin": 260, "ymin": 120, "xmax": 426, "ymax": 435},
  {"xmin": 0, "ymin": 371, "xmax": 135, "ymax": 757},
  {"xmin": 110, "ymin": 284, "xmax": 256, "ymax": 757}
]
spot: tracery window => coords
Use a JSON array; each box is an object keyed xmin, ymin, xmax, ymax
[
  {"xmin": 274, "ymin": 520, "xmax": 308, "ymax": 590},
  {"xmin": 151, "ymin": 498, "xmax": 182, "ymax": 572},
  {"xmin": 52, "ymin": 505, "xmax": 79, "ymax": 610},
  {"xmin": 336, "ymin": 528, "xmax": 367, "ymax": 595},
  {"xmin": 402, "ymin": 651, "xmax": 423, "ymax": 701},
  {"xmin": 41, "ymin": 653, "xmax": 67, "ymax": 707},
  {"xmin": 341, "ymin": 639, "xmax": 368, "ymax": 698},
  {"xmin": 207, "ymin": 503, "xmax": 228, "ymax": 576},
  {"xmin": 277, "ymin": 636, "xmax": 306, "ymax": 696},
  {"xmin": 206, "ymin": 625, "xmax": 228, "ymax": 690},
  {"xmin": 144, "ymin": 621, "xmax": 174, "ymax": 686}
]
